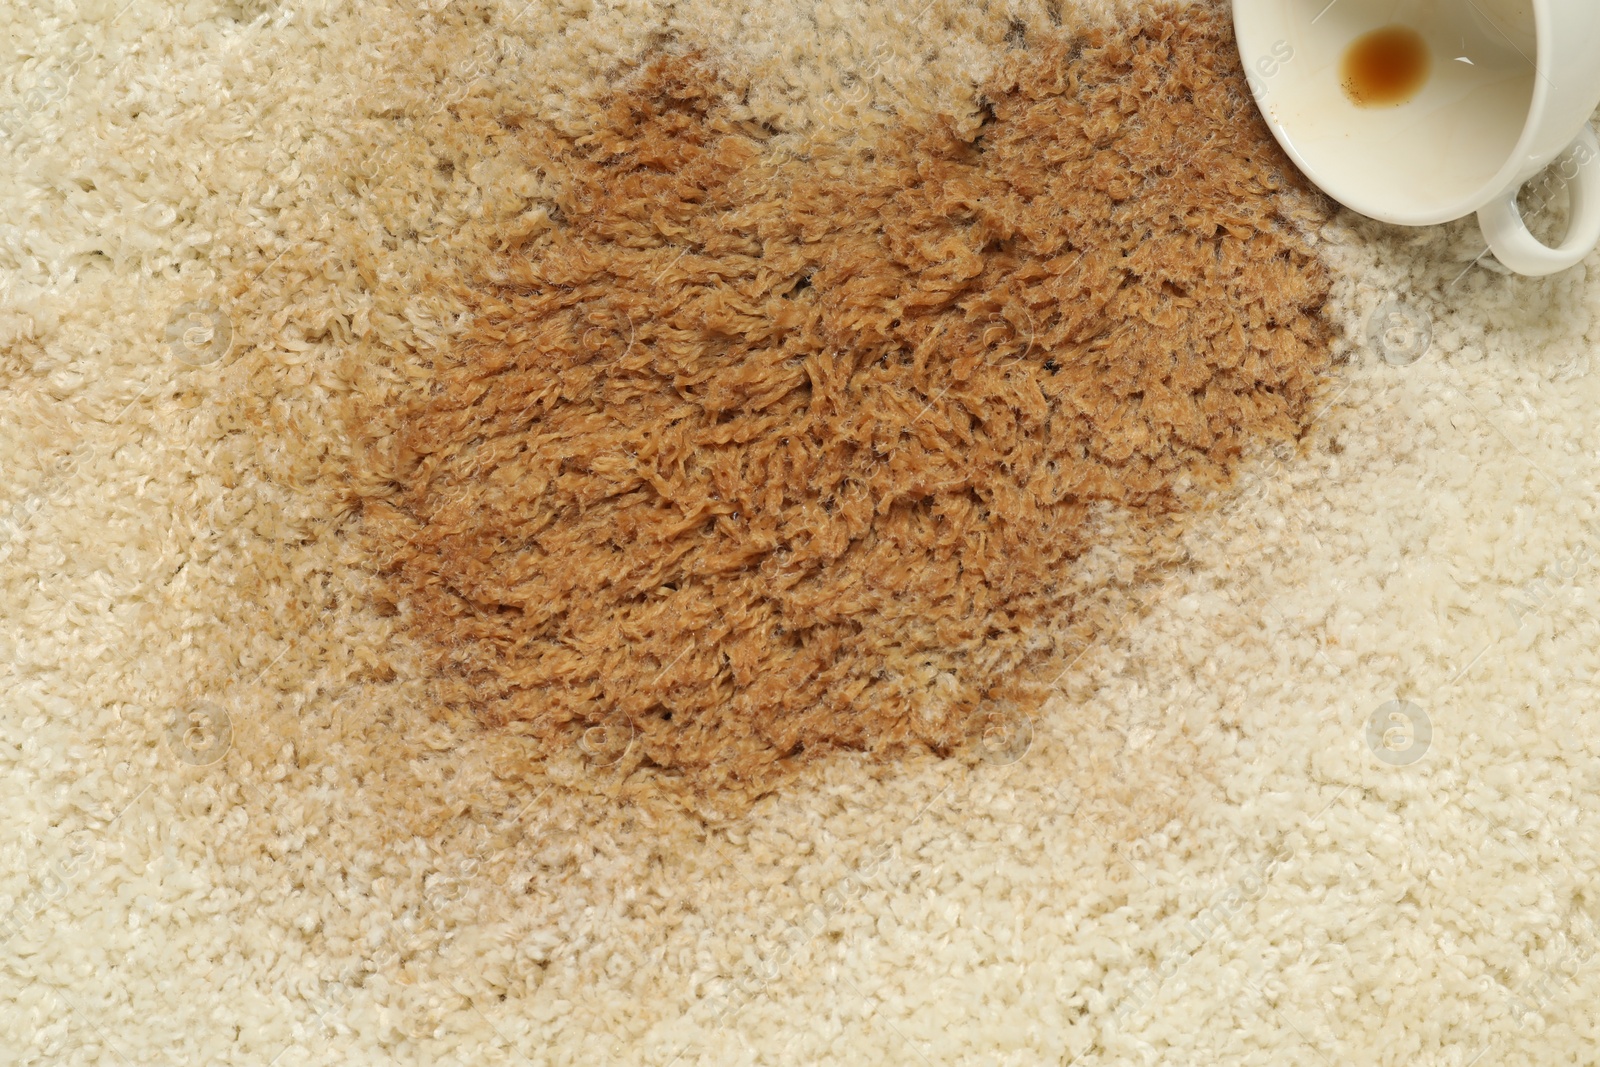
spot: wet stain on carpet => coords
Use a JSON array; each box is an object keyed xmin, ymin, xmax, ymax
[{"xmin": 333, "ymin": 3, "xmax": 1333, "ymax": 796}]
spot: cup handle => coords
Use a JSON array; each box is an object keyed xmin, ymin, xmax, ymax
[
  {"xmin": 1478, "ymin": 123, "xmax": 1600, "ymax": 279},
  {"xmin": 1477, "ymin": 124, "xmax": 1600, "ymax": 277}
]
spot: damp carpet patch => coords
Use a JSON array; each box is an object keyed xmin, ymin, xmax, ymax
[{"xmin": 344, "ymin": 6, "xmax": 1332, "ymax": 794}]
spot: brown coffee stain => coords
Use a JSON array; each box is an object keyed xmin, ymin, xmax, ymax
[
  {"xmin": 141, "ymin": 0, "xmax": 1342, "ymax": 1017},
  {"xmin": 338, "ymin": 5, "xmax": 1333, "ymax": 799}
]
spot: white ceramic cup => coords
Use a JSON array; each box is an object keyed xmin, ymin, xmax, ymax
[{"xmin": 1233, "ymin": 0, "xmax": 1600, "ymax": 276}]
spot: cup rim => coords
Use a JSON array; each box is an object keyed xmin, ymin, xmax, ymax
[{"xmin": 1232, "ymin": 0, "xmax": 1552, "ymax": 227}]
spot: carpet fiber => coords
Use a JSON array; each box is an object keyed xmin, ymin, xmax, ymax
[
  {"xmin": 353, "ymin": 8, "xmax": 1332, "ymax": 796},
  {"xmin": 5, "ymin": 0, "xmax": 1600, "ymax": 1063}
]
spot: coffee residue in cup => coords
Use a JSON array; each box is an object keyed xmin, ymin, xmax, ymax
[{"xmin": 1342, "ymin": 25, "xmax": 1431, "ymax": 107}]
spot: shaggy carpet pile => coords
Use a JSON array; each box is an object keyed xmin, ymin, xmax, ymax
[
  {"xmin": 353, "ymin": 7, "xmax": 1332, "ymax": 793},
  {"xmin": 4, "ymin": 0, "xmax": 1600, "ymax": 1063}
]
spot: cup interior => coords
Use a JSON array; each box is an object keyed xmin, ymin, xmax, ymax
[{"xmin": 1239, "ymin": 0, "xmax": 1540, "ymax": 225}]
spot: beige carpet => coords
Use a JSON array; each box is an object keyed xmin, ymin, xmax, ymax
[{"xmin": 5, "ymin": 0, "xmax": 1600, "ymax": 1063}]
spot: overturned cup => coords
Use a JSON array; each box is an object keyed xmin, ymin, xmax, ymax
[{"xmin": 1234, "ymin": 0, "xmax": 1600, "ymax": 276}]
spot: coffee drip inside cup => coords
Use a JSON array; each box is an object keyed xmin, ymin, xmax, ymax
[{"xmin": 1340, "ymin": 25, "xmax": 1430, "ymax": 108}]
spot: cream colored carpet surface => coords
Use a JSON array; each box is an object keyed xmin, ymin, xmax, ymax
[{"xmin": 5, "ymin": 0, "xmax": 1600, "ymax": 1064}]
